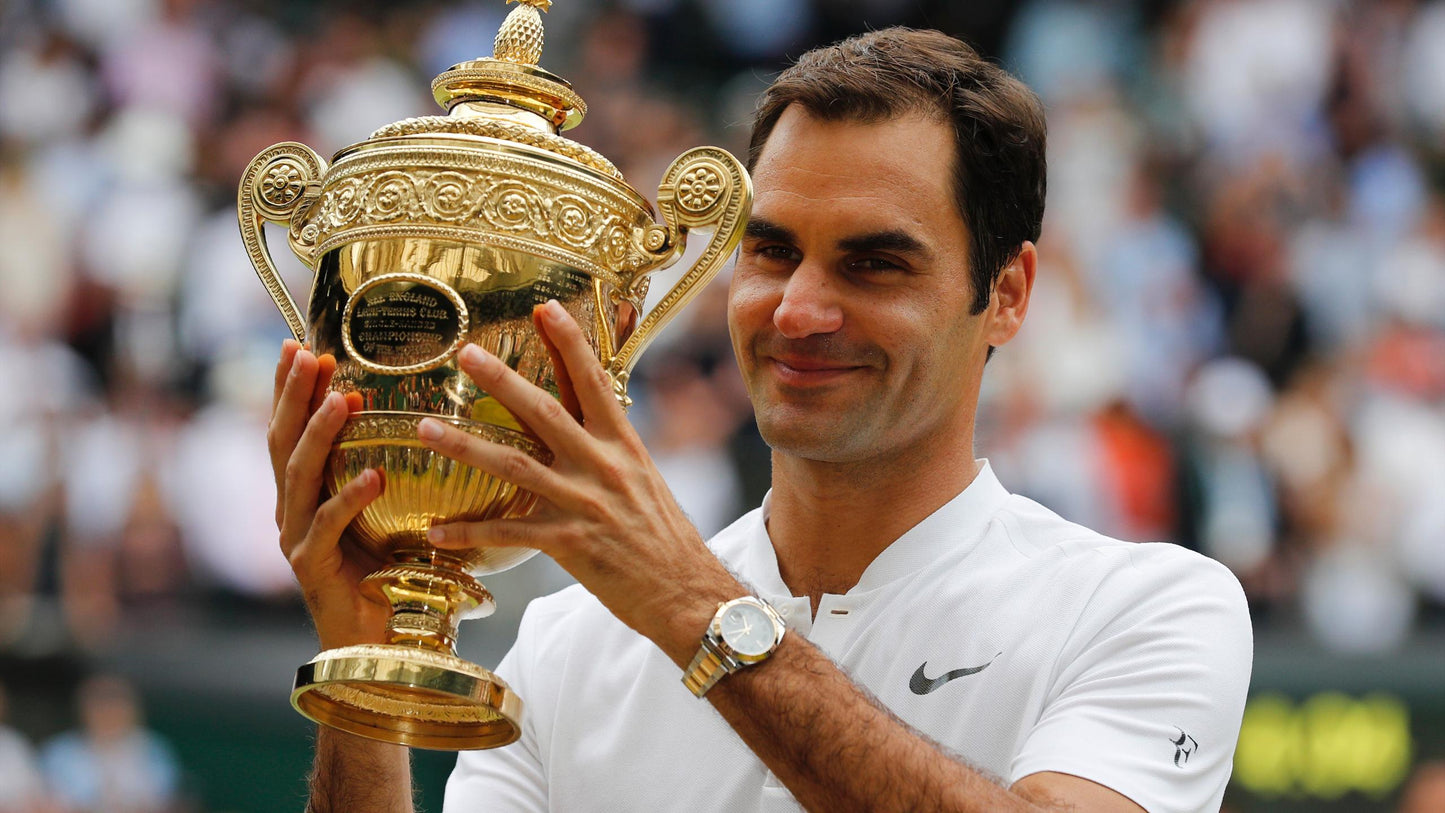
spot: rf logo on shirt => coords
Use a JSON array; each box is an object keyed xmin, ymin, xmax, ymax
[{"xmin": 1171, "ymin": 728, "xmax": 1199, "ymax": 767}]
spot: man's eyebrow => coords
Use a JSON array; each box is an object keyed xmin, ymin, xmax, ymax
[
  {"xmin": 838, "ymin": 230, "xmax": 932, "ymax": 259},
  {"xmin": 744, "ymin": 218, "xmax": 796, "ymax": 243}
]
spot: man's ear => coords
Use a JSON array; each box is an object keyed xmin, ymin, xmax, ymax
[{"xmin": 984, "ymin": 241, "xmax": 1036, "ymax": 348}]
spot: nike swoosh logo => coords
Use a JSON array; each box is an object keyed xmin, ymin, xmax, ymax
[{"xmin": 909, "ymin": 655, "xmax": 1000, "ymax": 695}]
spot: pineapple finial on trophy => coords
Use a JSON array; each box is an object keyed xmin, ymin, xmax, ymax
[
  {"xmin": 495, "ymin": 0, "xmax": 552, "ymax": 66},
  {"xmin": 423, "ymin": 0, "xmax": 585, "ymax": 133}
]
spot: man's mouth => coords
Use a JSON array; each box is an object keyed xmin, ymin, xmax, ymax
[
  {"xmin": 772, "ymin": 355, "xmax": 857, "ymax": 371},
  {"xmin": 753, "ymin": 336, "xmax": 881, "ymax": 385},
  {"xmin": 766, "ymin": 355, "xmax": 867, "ymax": 384}
]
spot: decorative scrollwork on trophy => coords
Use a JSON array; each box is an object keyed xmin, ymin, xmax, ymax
[
  {"xmin": 238, "ymin": 142, "xmax": 327, "ymax": 341},
  {"xmin": 603, "ymin": 147, "xmax": 751, "ymax": 404}
]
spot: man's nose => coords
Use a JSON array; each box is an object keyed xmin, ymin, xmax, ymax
[{"xmin": 773, "ymin": 262, "xmax": 843, "ymax": 339}]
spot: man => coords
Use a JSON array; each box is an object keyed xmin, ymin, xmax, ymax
[{"xmin": 270, "ymin": 27, "xmax": 1251, "ymax": 813}]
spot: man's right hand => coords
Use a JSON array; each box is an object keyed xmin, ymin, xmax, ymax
[{"xmin": 269, "ymin": 340, "xmax": 389, "ymax": 650}]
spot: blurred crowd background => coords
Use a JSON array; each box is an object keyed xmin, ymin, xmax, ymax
[{"xmin": 1, "ymin": 0, "xmax": 1444, "ymax": 811}]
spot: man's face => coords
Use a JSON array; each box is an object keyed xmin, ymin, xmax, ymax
[{"xmin": 728, "ymin": 107, "xmax": 996, "ymax": 465}]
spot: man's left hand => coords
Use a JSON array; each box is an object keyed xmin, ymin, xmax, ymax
[{"xmin": 418, "ymin": 299, "xmax": 743, "ymax": 664}]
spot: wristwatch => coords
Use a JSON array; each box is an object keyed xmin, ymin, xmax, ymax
[{"xmin": 682, "ymin": 596, "xmax": 787, "ymax": 697}]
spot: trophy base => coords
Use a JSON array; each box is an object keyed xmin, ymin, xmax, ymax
[{"xmin": 292, "ymin": 643, "xmax": 523, "ymax": 750}]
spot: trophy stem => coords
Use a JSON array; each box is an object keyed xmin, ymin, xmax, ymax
[
  {"xmin": 365, "ymin": 552, "xmax": 495, "ymax": 657},
  {"xmin": 289, "ymin": 549, "xmax": 522, "ymax": 750}
]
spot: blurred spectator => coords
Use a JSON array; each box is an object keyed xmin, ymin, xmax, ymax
[
  {"xmin": 40, "ymin": 676, "xmax": 179, "ymax": 813},
  {"xmin": 1003, "ymin": 0, "xmax": 1140, "ymax": 108},
  {"xmin": 698, "ymin": 0, "xmax": 813, "ymax": 63},
  {"xmin": 0, "ymin": 328, "xmax": 90, "ymax": 648},
  {"xmin": 1401, "ymin": 1, "xmax": 1445, "ymax": 140},
  {"xmin": 414, "ymin": 2, "xmax": 506, "ymax": 76},
  {"xmin": 0, "ymin": 157, "xmax": 73, "ymax": 339},
  {"xmin": 1088, "ymin": 165, "xmax": 1221, "ymax": 424},
  {"xmin": 99, "ymin": 0, "xmax": 221, "ymax": 128},
  {"xmin": 1183, "ymin": 357, "xmax": 1277, "ymax": 574},
  {"xmin": 166, "ymin": 346, "xmax": 297, "ymax": 599},
  {"xmin": 296, "ymin": 13, "xmax": 429, "ymax": 156},
  {"xmin": 0, "ymin": 683, "xmax": 46, "ymax": 813},
  {"xmin": 1287, "ymin": 176, "xmax": 1375, "ymax": 352},
  {"xmin": 0, "ymin": 29, "xmax": 98, "ymax": 146},
  {"xmin": 1300, "ymin": 542, "xmax": 1415, "ymax": 654},
  {"xmin": 1183, "ymin": 0, "xmax": 1334, "ymax": 161},
  {"xmin": 56, "ymin": 399, "xmax": 143, "ymax": 647},
  {"xmin": 634, "ymin": 341, "xmax": 752, "ymax": 539},
  {"xmin": 1038, "ymin": 89, "xmax": 1139, "ymax": 281},
  {"xmin": 1374, "ymin": 194, "xmax": 1445, "ymax": 335},
  {"xmin": 1090, "ymin": 399, "xmax": 1178, "ymax": 542},
  {"xmin": 53, "ymin": 0, "xmax": 157, "ymax": 50}
]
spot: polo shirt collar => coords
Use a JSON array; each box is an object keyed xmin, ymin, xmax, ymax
[{"xmin": 738, "ymin": 460, "xmax": 1011, "ymax": 602}]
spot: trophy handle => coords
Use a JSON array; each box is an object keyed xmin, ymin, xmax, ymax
[
  {"xmin": 604, "ymin": 147, "xmax": 753, "ymax": 400},
  {"xmin": 237, "ymin": 142, "xmax": 328, "ymax": 343}
]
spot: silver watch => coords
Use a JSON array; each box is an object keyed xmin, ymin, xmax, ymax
[{"xmin": 682, "ymin": 596, "xmax": 786, "ymax": 697}]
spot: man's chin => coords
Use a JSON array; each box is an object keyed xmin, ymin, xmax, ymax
[{"xmin": 756, "ymin": 415, "xmax": 867, "ymax": 464}]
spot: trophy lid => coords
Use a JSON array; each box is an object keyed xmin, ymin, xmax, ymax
[{"xmin": 367, "ymin": 0, "xmax": 623, "ymax": 181}]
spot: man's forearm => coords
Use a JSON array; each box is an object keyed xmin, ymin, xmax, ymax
[
  {"xmin": 308, "ymin": 728, "xmax": 414, "ymax": 813},
  {"xmin": 705, "ymin": 634, "xmax": 1052, "ymax": 813}
]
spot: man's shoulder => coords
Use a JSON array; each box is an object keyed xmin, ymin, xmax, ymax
[
  {"xmin": 518, "ymin": 582, "xmax": 604, "ymax": 630},
  {"xmin": 995, "ymin": 497, "xmax": 1252, "ymax": 812},
  {"xmin": 703, "ymin": 503, "xmax": 767, "ymax": 560},
  {"xmin": 990, "ymin": 491, "xmax": 1246, "ymax": 605}
]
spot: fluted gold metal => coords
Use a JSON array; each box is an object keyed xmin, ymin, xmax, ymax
[{"xmin": 239, "ymin": 0, "xmax": 751, "ymax": 750}]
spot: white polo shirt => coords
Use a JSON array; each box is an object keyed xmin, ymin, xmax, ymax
[{"xmin": 445, "ymin": 462, "xmax": 1252, "ymax": 812}]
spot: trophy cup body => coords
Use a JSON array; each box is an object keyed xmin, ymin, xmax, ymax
[{"xmin": 237, "ymin": 0, "xmax": 750, "ymax": 750}]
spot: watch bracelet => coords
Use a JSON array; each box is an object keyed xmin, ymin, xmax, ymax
[{"xmin": 683, "ymin": 635, "xmax": 736, "ymax": 697}]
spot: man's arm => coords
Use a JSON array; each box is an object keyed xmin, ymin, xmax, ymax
[
  {"xmin": 269, "ymin": 340, "xmax": 413, "ymax": 813},
  {"xmin": 308, "ymin": 730, "xmax": 413, "ymax": 813},
  {"xmin": 419, "ymin": 302, "xmax": 1145, "ymax": 812}
]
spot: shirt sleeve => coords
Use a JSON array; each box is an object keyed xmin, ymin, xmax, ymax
[
  {"xmin": 1009, "ymin": 546, "xmax": 1253, "ymax": 813},
  {"xmin": 444, "ymin": 601, "xmax": 550, "ymax": 813}
]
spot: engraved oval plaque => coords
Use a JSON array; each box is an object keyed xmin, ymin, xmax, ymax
[{"xmin": 342, "ymin": 273, "xmax": 470, "ymax": 375}]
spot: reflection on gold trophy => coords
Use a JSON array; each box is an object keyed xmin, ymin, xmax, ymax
[{"xmin": 237, "ymin": 0, "xmax": 751, "ymax": 750}]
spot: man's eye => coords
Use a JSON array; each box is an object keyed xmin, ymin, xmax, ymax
[
  {"xmin": 848, "ymin": 256, "xmax": 903, "ymax": 274},
  {"xmin": 748, "ymin": 244, "xmax": 801, "ymax": 263}
]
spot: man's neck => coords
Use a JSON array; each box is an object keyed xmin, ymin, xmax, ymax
[{"xmin": 765, "ymin": 439, "xmax": 983, "ymax": 615}]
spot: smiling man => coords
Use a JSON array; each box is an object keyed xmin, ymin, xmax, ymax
[{"xmin": 273, "ymin": 27, "xmax": 1251, "ymax": 813}]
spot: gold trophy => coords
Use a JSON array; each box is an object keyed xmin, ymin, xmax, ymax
[{"xmin": 237, "ymin": 0, "xmax": 750, "ymax": 750}]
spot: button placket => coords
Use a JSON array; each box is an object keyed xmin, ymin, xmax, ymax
[{"xmin": 809, "ymin": 595, "xmax": 858, "ymax": 657}]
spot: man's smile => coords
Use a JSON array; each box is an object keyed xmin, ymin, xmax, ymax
[
  {"xmin": 762, "ymin": 353, "xmax": 875, "ymax": 389},
  {"xmin": 752, "ymin": 332, "xmax": 884, "ymax": 387},
  {"xmin": 771, "ymin": 353, "xmax": 865, "ymax": 372}
]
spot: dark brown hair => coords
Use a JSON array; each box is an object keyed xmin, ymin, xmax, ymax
[{"xmin": 748, "ymin": 27, "xmax": 1047, "ymax": 314}]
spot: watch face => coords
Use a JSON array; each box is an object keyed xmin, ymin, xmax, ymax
[{"xmin": 719, "ymin": 603, "xmax": 776, "ymax": 657}]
